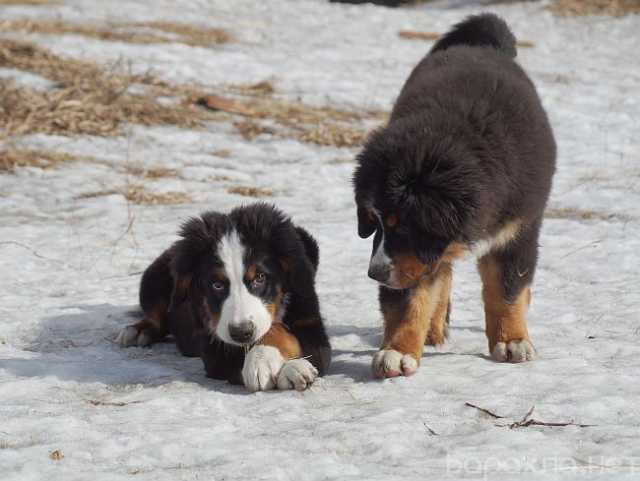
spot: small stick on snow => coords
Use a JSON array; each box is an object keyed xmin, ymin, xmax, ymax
[
  {"xmin": 465, "ymin": 402, "xmax": 505, "ymax": 419},
  {"xmin": 422, "ymin": 421, "xmax": 438, "ymax": 436},
  {"xmin": 466, "ymin": 403, "xmax": 596, "ymax": 429}
]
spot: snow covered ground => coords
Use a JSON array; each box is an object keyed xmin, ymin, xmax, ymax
[{"xmin": 1, "ymin": 0, "xmax": 639, "ymax": 479}]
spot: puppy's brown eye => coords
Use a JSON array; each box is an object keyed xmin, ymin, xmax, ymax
[
  {"xmin": 252, "ymin": 272, "xmax": 266, "ymax": 287},
  {"xmin": 212, "ymin": 281, "xmax": 224, "ymax": 291}
]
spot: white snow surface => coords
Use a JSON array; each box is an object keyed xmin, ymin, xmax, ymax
[{"xmin": 1, "ymin": 0, "xmax": 640, "ymax": 480}]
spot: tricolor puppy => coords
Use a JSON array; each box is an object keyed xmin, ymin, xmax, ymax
[
  {"xmin": 117, "ymin": 203, "xmax": 331, "ymax": 392},
  {"xmin": 354, "ymin": 14, "xmax": 556, "ymax": 378}
]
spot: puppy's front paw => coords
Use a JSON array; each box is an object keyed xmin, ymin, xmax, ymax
[
  {"xmin": 372, "ymin": 349, "xmax": 418, "ymax": 379},
  {"xmin": 492, "ymin": 339, "xmax": 536, "ymax": 363},
  {"xmin": 116, "ymin": 325, "xmax": 152, "ymax": 347},
  {"xmin": 242, "ymin": 345, "xmax": 284, "ymax": 392},
  {"xmin": 277, "ymin": 359, "xmax": 318, "ymax": 391}
]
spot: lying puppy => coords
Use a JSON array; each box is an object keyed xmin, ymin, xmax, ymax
[
  {"xmin": 117, "ymin": 203, "xmax": 331, "ymax": 392},
  {"xmin": 353, "ymin": 14, "xmax": 556, "ymax": 378}
]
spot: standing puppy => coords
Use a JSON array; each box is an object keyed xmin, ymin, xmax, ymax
[
  {"xmin": 353, "ymin": 14, "xmax": 556, "ymax": 378},
  {"xmin": 117, "ymin": 203, "xmax": 331, "ymax": 392}
]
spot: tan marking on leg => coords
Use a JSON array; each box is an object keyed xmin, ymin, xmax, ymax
[
  {"xmin": 382, "ymin": 269, "xmax": 450, "ymax": 364},
  {"xmin": 257, "ymin": 323, "xmax": 302, "ymax": 360},
  {"xmin": 478, "ymin": 255, "xmax": 531, "ymax": 352},
  {"xmin": 441, "ymin": 242, "xmax": 469, "ymax": 263},
  {"xmin": 426, "ymin": 263, "xmax": 452, "ymax": 346}
]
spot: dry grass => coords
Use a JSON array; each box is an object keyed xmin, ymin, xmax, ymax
[
  {"xmin": 0, "ymin": 0, "xmax": 56, "ymax": 4},
  {"xmin": 233, "ymin": 120, "xmax": 275, "ymax": 140},
  {"xmin": 77, "ymin": 185, "xmax": 191, "ymax": 205},
  {"xmin": 228, "ymin": 186, "xmax": 274, "ymax": 198},
  {"xmin": 124, "ymin": 166, "xmax": 180, "ymax": 180},
  {"xmin": 399, "ymin": 29, "xmax": 535, "ymax": 48},
  {"xmin": 545, "ymin": 207, "xmax": 632, "ymax": 222},
  {"xmin": 0, "ymin": 39, "xmax": 211, "ymax": 139},
  {"xmin": 194, "ymin": 90, "xmax": 385, "ymax": 147},
  {"xmin": 0, "ymin": 18, "xmax": 231, "ymax": 47},
  {"xmin": 0, "ymin": 148, "xmax": 78, "ymax": 171},
  {"xmin": 132, "ymin": 21, "xmax": 232, "ymax": 47},
  {"xmin": 549, "ymin": 0, "xmax": 640, "ymax": 16}
]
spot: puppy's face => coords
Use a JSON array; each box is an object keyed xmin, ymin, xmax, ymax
[
  {"xmin": 171, "ymin": 203, "xmax": 314, "ymax": 348},
  {"xmin": 204, "ymin": 230, "xmax": 285, "ymax": 346},
  {"xmin": 358, "ymin": 205, "xmax": 467, "ymax": 290}
]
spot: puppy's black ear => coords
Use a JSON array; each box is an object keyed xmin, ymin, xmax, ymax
[
  {"xmin": 168, "ymin": 211, "xmax": 226, "ymax": 311},
  {"xmin": 294, "ymin": 226, "xmax": 319, "ymax": 273},
  {"xmin": 357, "ymin": 206, "xmax": 376, "ymax": 238}
]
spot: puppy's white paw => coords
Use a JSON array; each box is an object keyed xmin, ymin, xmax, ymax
[
  {"xmin": 242, "ymin": 345, "xmax": 284, "ymax": 392},
  {"xmin": 116, "ymin": 325, "xmax": 152, "ymax": 347},
  {"xmin": 492, "ymin": 339, "xmax": 536, "ymax": 363},
  {"xmin": 372, "ymin": 349, "xmax": 418, "ymax": 379},
  {"xmin": 277, "ymin": 359, "xmax": 318, "ymax": 391}
]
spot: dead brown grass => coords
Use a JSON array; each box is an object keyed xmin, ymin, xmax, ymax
[
  {"xmin": 0, "ymin": 39, "xmax": 211, "ymax": 138},
  {"xmin": 545, "ymin": 207, "xmax": 632, "ymax": 222},
  {"xmin": 549, "ymin": 0, "xmax": 640, "ymax": 16},
  {"xmin": 228, "ymin": 186, "xmax": 274, "ymax": 198},
  {"xmin": 0, "ymin": 37, "xmax": 380, "ymax": 148},
  {"xmin": 0, "ymin": 0, "xmax": 56, "ymax": 4},
  {"xmin": 125, "ymin": 166, "xmax": 180, "ymax": 180},
  {"xmin": 0, "ymin": 18, "xmax": 231, "ymax": 47},
  {"xmin": 77, "ymin": 185, "xmax": 191, "ymax": 205},
  {"xmin": 0, "ymin": 148, "xmax": 79, "ymax": 171},
  {"xmin": 194, "ymin": 90, "xmax": 385, "ymax": 147}
]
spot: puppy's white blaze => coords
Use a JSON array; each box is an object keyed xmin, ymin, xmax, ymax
[
  {"xmin": 370, "ymin": 229, "xmax": 392, "ymax": 267},
  {"xmin": 215, "ymin": 230, "xmax": 272, "ymax": 345}
]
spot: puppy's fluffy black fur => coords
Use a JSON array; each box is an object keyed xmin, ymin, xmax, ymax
[
  {"xmin": 355, "ymin": 13, "xmax": 555, "ymax": 283},
  {"xmin": 353, "ymin": 14, "xmax": 556, "ymax": 365}
]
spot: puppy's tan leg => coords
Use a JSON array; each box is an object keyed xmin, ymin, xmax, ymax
[
  {"xmin": 426, "ymin": 263, "xmax": 452, "ymax": 346},
  {"xmin": 117, "ymin": 303, "xmax": 169, "ymax": 347},
  {"xmin": 478, "ymin": 255, "xmax": 535, "ymax": 362},
  {"xmin": 374, "ymin": 267, "xmax": 450, "ymax": 378},
  {"xmin": 257, "ymin": 323, "xmax": 302, "ymax": 360}
]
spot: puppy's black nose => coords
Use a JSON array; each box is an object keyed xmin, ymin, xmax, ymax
[
  {"xmin": 229, "ymin": 321, "xmax": 256, "ymax": 344},
  {"xmin": 368, "ymin": 263, "xmax": 390, "ymax": 283}
]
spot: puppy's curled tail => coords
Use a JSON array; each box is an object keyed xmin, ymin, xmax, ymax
[{"xmin": 430, "ymin": 13, "xmax": 517, "ymax": 58}]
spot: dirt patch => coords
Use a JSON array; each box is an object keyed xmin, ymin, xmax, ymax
[
  {"xmin": 545, "ymin": 207, "xmax": 632, "ymax": 222},
  {"xmin": 0, "ymin": 39, "xmax": 212, "ymax": 139},
  {"xmin": 0, "ymin": 18, "xmax": 231, "ymax": 47},
  {"xmin": 228, "ymin": 186, "xmax": 274, "ymax": 198},
  {"xmin": 549, "ymin": 0, "xmax": 640, "ymax": 16},
  {"xmin": 76, "ymin": 185, "xmax": 191, "ymax": 205}
]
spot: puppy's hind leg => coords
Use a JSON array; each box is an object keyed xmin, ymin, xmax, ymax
[{"xmin": 117, "ymin": 248, "xmax": 173, "ymax": 348}]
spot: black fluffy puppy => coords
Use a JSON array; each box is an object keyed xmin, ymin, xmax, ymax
[
  {"xmin": 118, "ymin": 203, "xmax": 331, "ymax": 392},
  {"xmin": 354, "ymin": 14, "xmax": 556, "ymax": 378}
]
